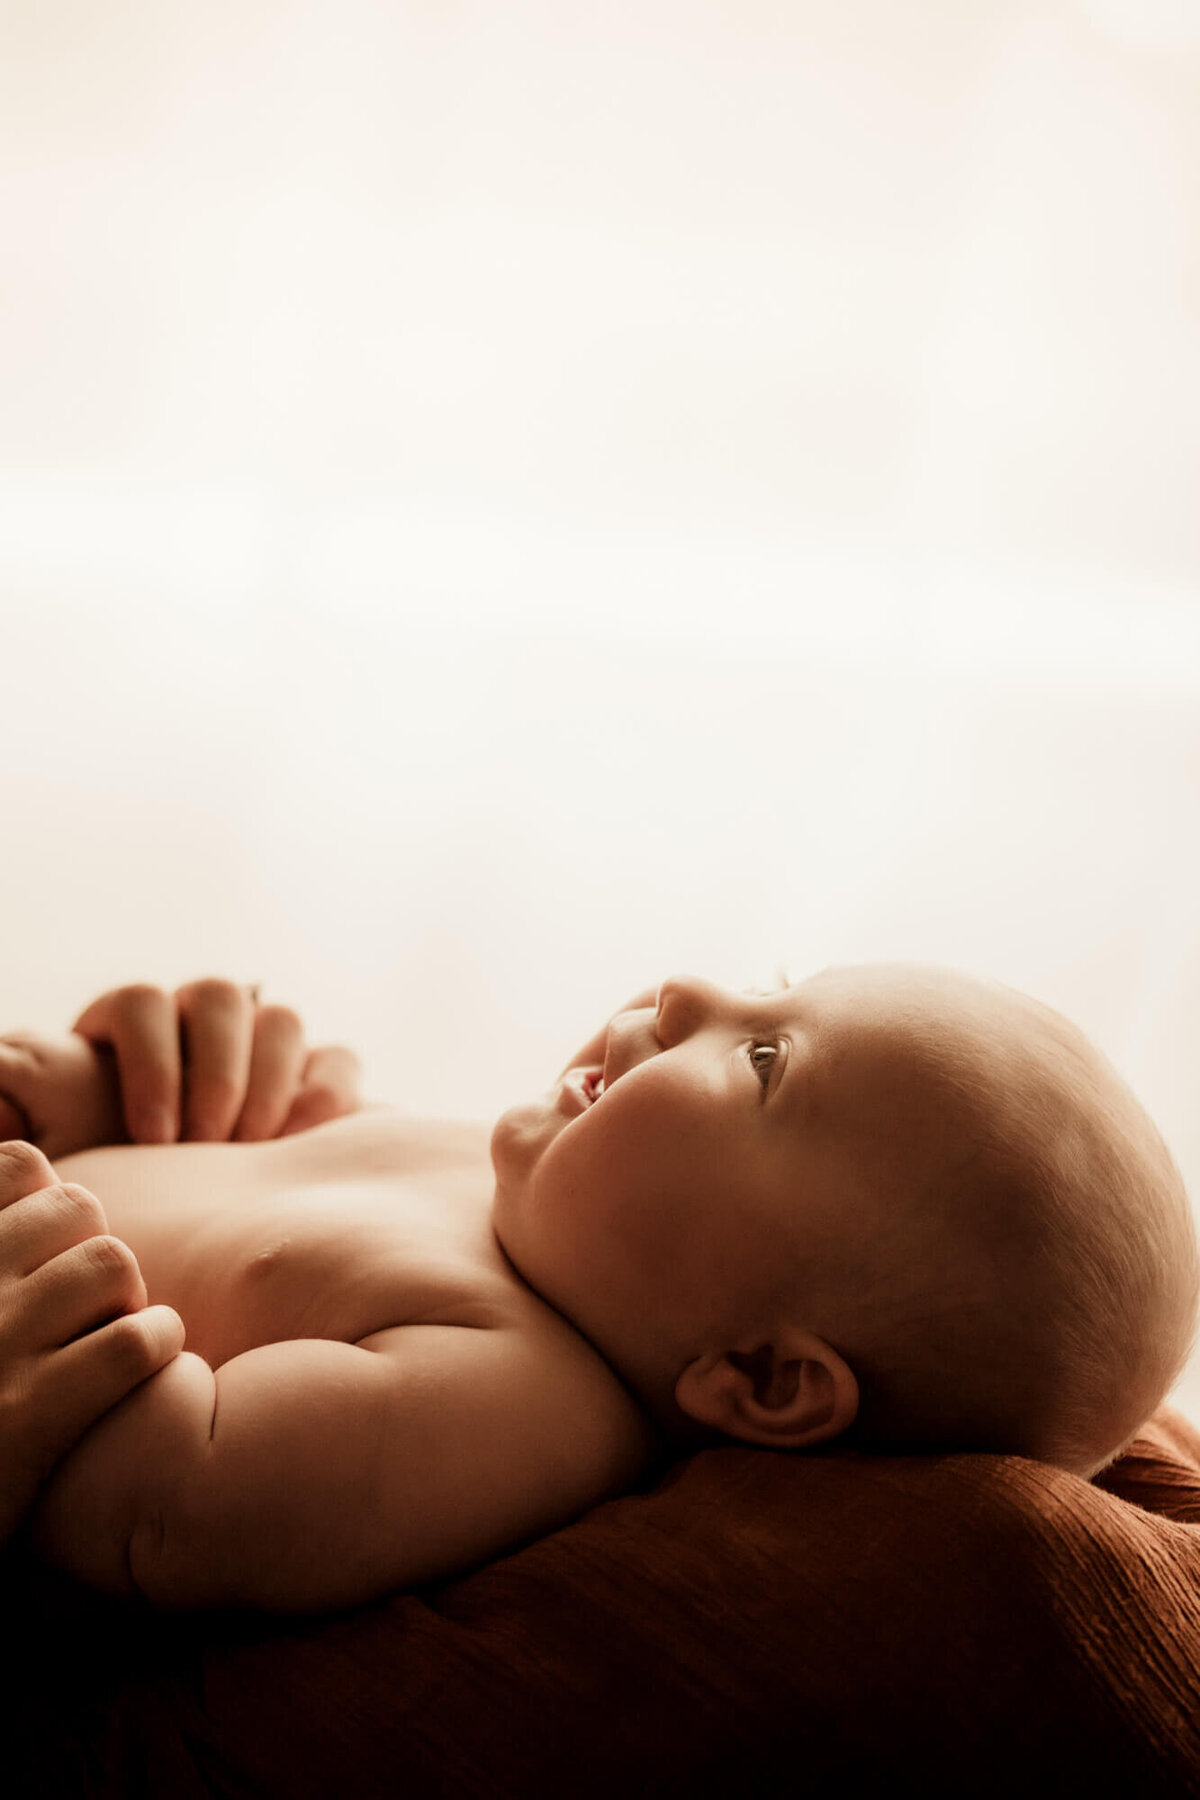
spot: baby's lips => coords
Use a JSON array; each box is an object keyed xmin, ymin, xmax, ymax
[{"xmin": 558, "ymin": 1066, "xmax": 596, "ymax": 1116}]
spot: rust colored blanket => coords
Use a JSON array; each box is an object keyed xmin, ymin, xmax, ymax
[{"xmin": 8, "ymin": 1406, "xmax": 1200, "ymax": 1797}]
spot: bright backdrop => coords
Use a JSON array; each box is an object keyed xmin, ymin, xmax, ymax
[{"xmin": 3, "ymin": 0, "xmax": 1200, "ymax": 1415}]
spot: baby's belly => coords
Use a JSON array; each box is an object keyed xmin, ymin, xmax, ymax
[{"xmin": 54, "ymin": 1110, "xmax": 517, "ymax": 1367}]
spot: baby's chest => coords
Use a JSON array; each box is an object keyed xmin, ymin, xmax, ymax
[
  {"xmin": 59, "ymin": 1122, "xmax": 513, "ymax": 1368},
  {"xmin": 182, "ymin": 1196, "xmax": 509, "ymax": 1366}
]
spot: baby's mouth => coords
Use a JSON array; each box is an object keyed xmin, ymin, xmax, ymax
[{"xmin": 583, "ymin": 1069, "xmax": 605, "ymax": 1105}]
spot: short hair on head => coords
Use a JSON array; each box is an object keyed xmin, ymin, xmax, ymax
[{"xmin": 809, "ymin": 990, "xmax": 1200, "ymax": 1478}]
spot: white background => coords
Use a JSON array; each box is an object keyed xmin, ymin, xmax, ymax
[{"xmin": 3, "ymin": 1, "xmax": 1200, "ymax": 1419}]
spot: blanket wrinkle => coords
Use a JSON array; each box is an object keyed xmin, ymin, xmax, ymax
[{"xmin": 8, "ymin": 1405, "xmax": 1200, "ymax": 1797}]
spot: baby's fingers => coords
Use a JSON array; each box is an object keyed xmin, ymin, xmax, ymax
[
  {"xmin": 73, "ymin": 985, "xmax": 182, "ymax": 1145},
  {"xmin": 26, "ymin": 1305, "xmax": 186, "ymax": 1482},
  {"xmin": 229, "ymin": 1006, "xmax": 308, "ymax": 1142},
  {"xmin": 173, "ymin": 978, "xmax": 257, "ymax": 1142},
  {"xmin": 22, "ymin": 1231, "xmax": 149, "ymax": 1347},
  {"xmin": 276, "ymin": 1046, "xmax": 364, "ymax": 1138}
]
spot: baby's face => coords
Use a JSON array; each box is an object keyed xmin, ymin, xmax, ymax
[{"xmin": 490, "ymin": 964, "xmax": 971, "ymax": 1397}]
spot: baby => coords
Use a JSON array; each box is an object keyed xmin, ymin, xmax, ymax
[{"xmin": 2, "ymin": 963, "xmax": 1196, "ymax": 1616}]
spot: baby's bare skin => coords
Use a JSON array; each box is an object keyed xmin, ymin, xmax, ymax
[
  {"xmin": 53, "ymin": 1111, "xmax": 515, "ymax": 1363},
  {"xmin": 27, "ymin": 1107, "xmax": 659, "ymax": 1613},
  {"xmin": 26, "ymin": 962, "xmax": 1190, "ymax": 1613}
]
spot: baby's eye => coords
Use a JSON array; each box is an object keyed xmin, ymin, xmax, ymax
[{"xmin": 747, "ymin": 1040, "xmax": 778, "ymax": 1089}]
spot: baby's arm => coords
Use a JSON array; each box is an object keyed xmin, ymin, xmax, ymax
[{"xmin": 26, "ymin": 1309, "xmax": 649, "ymax": 1614}]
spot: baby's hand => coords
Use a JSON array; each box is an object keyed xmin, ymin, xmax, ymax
[
  {"xmin": 0, "ymin": 1140, "xmax": 184, "ymax": 1544},
  {"xmin": 71, "ymin": 978, "xmax": 366, "ymax": 1145},
  {"xmin": 0, "ymin": 1031, "xmax": 127, "ymax": 1162}
]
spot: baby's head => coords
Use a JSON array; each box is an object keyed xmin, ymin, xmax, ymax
[{"xmin": 490, "ymin": 964, "xmax": 1199, "ymax": 1477}]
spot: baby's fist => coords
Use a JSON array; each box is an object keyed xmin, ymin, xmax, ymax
[
  {"xmin": 0, "ymin": 1140, "xmax": 184, "ymax": 1540},
  {"xmin": 73, "ymin": 979, "xmax": 365, "ymax": 1145}
]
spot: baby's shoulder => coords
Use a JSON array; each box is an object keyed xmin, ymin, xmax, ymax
[
  {"xmin": 359, "ymin": 1296, "xmax": 665, "ymax": 1548},
  {"xmin": 296, "ymin": 1103, "xmax": 493, "ymax": 1168},
  {"xmin": 378, "ymin": 1260, "xmax": 642, "ymax": 1383}
]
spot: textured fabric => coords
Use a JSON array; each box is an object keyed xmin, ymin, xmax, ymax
[{"xmin": 9, "ymin": 1407, "xmax": 1200, "ymax": 1797}]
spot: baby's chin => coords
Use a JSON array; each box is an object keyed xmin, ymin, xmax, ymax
[
  {"xmin": 489, "ymin": 1095, "xmax": 555, "ymax": 1179},
  {"xmin": 487, "ymin": 1105, "xmax": 549, "ymax": 1241}
]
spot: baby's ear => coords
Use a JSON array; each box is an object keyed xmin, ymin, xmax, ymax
[{"xmin": 674, "ymin": 1327, "xmax": 858, "ymax": 1450}]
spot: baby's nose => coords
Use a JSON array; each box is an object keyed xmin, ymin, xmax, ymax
[{"xmin": 654, "ymin": 974, "xmax": 728, "ymax": 1045}]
